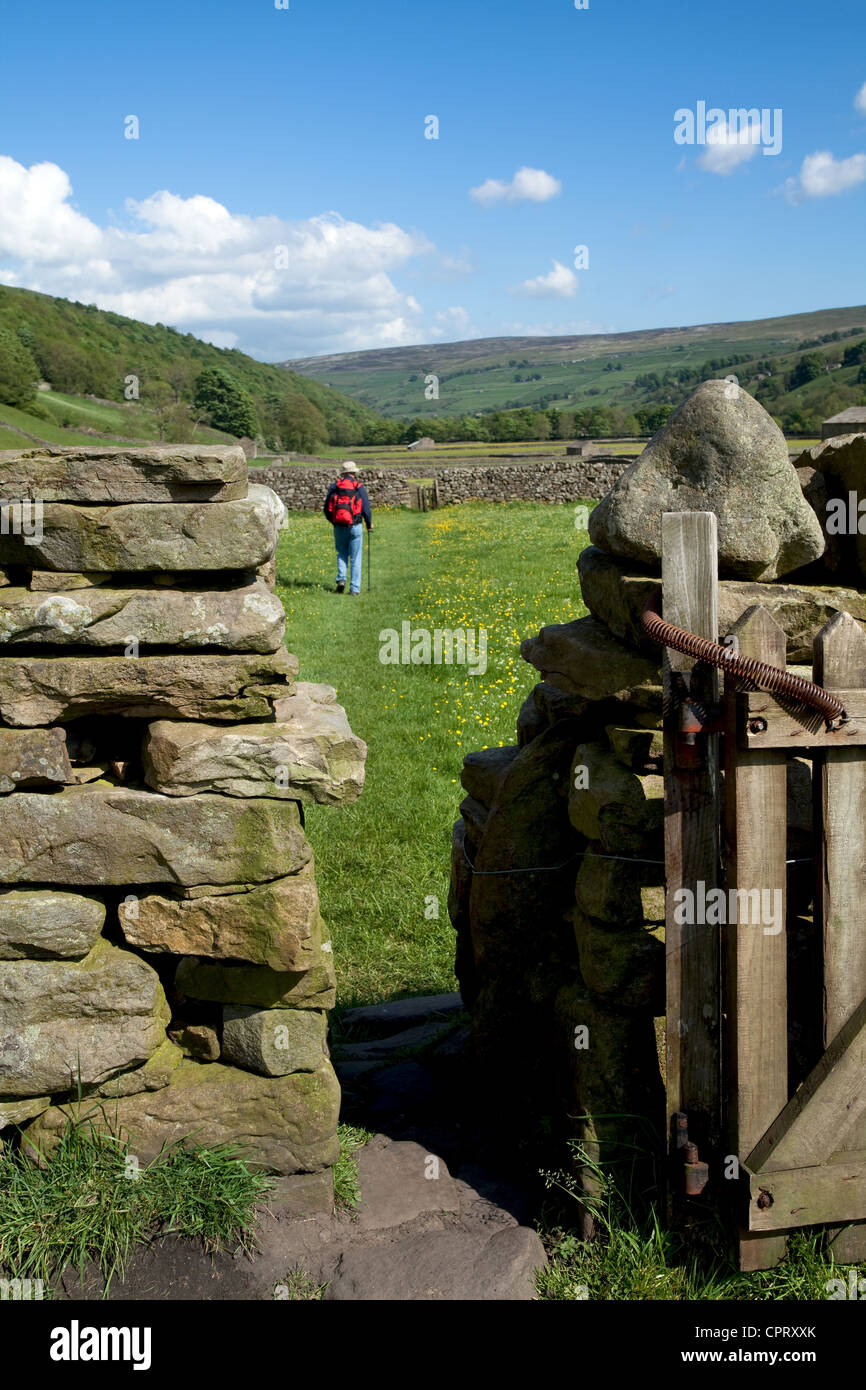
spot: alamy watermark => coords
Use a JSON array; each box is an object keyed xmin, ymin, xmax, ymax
[
  {"xmin": 50, "ymin": 1322, "xmax": 152, "ymax": 1370},
  {"xmin": 672, "ymin": 880, "xmax": 783, "ymax": 936},
  {"xmin": 379, "ymin": 622, "xmax": 487, "ymax": 676},
  {"xmin": 826, "ymin": 1268, "xmax": 866, "ymax": 1300},
  {"xmin": 674, "ymin": 102, "xmax": 783, "ymax": 157},
  {"xmin": 1, "ymin": 1277, "xmax": 44, "ymax": 1300},
  {"xmin": 826, "ymin": 492, "xmax": 866, "ymax": 533},
  {"xmin": 0, "ymin": 499, "xmax": 43, "ymax": 545}
]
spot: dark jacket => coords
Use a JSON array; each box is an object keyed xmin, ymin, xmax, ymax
[{"xmin": 323, "ymin": 477, "xmax": 372, "ymax": 529}]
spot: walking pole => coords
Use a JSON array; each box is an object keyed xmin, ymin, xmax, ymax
[{"xmin": 367, "ymin": 527, "xmax": 371, "ymax": 592}]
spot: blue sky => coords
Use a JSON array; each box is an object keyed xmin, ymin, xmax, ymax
[{"xmin": 0, "ymin": 0, "xmax": 864, "ymax": 360}]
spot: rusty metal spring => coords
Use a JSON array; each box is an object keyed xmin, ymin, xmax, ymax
[{"xmin": 641, "ymin": 592, "xmax": 846, "ymax": 727}]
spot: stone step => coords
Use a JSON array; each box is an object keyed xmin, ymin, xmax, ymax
[
  {"xmin": 332, "ymin": 1017, "xmax": 458, "ymax": 1061},
  {"xmin": 337, "ymin": 992, "xmax": 463, "ymax": 1036}
]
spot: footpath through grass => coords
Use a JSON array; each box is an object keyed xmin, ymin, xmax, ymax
[{"xmin": 275, "ymin": 501, "xmax": 588, "ymax": 1008}]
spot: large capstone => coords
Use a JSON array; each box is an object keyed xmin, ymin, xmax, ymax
[{"xmin": 588, "ymin": 380, "xmax": 825, "ymax": 580}]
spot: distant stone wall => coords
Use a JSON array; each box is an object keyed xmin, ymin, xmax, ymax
[{"xmin": 254, "ymin": 457, "xmax": 635, "ymax": 511}]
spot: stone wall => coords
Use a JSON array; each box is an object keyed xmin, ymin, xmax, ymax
[
  {"xmin": 255, "ymin": 457, "xmax": 634, "ymax": 511},
  {"xmin": 449, "ymin": 390, "xmax": 866, "ymax": 1217},
  {"xmin": 0, "ymin": 445, "xmax": 366, "ymax": 1200}
]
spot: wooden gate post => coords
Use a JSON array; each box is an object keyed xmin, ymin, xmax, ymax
[{"xmin": 662, "ymin": 512, "xmax": 723, "ymax": 1189}]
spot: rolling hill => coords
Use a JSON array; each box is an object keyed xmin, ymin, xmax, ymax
[
  {"xmin": 279, "ymin": 305, "xmax": 866, "ymax": 433},
  {"xmin": 0, "ymin": 283, "xmax": 383, "ymax": 452},
  {"xmin": 2, "ymin": 285, "xmax": 863, "ymax": 451}
]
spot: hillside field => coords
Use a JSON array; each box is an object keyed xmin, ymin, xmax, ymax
[{"xmin": 282, "ymin": 304, "xmax": 866, "ymax": 432}]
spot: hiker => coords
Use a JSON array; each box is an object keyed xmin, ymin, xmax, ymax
[{"xmin": 323, "ymin": 461, "xmax": 373, "ymax": 594}]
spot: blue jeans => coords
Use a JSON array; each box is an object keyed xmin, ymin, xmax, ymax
[{"xmin": 334, "ymin": 522, "xmax": 363, "ymax": 592}]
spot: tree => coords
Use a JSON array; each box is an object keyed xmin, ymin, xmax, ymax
[
  {"xmin": 193, "ymin": 367, "xmax": 259, "ymax": 437},
  {"xmin": 0, "ymin": 326, "xmax": 38, "ymax": 408},
  {"xmin": 148, "ymin": 381, "xmax": 183, "ymax": 441},
  {"xmin": 635, "ymin": 404, "xmax": 674, "ymax": 434},
  {"xmin": 277, "ymin": 392, "xmax": 327, "ymax": 453},
  {"xmin": 166, "ymin": 359, "xmax": 193, "ymax": 403},
  {"xmin": 788, "ymin": 353, "xmax": 823, "ymax": 390},
  {"xmin": 163, "ymin": 403, "xmax": 198, "ymax": 443},
  {"xmin": 327, "ymin": 411, "xmax": 357, "ymax": 447},
  {"xmin": 531, "ymin": 411, "xmax": 551, "ymax": 440}
]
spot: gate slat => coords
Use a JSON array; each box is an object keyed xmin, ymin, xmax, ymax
[
  {"xmin": 724, "ymin": 604, "xmax": 788, "ymax": 1270},
  {"xmin": 814, "ymin": 611, "xmax": 866, "ymax": 1261}
]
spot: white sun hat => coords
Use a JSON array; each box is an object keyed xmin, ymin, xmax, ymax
[{"xmin": 341, "ymin": 461, "xmax": 359, "ymax": 474}]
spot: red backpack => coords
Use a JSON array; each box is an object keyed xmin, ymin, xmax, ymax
[{"xmin": 327, "ymin": 475, "xmax": 363, "ymax": 526}]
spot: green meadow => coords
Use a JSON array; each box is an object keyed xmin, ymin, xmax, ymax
[{"xmin": 275, "ymin": 501, "xmax": 589, "ymax": 1007}]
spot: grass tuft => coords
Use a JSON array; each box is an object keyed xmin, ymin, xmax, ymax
[
  {"xmin": 274, "ymin": 1265, "xmax": 329, "ymax": 1300},
  {"xmin": 536, "ymin": 1140, "xmax": 851, "ymax": 1300},
  {"xmin": 0, "ymin": 1109, "xmax": 273, "ymax": 1296},
  {"xmin": 332, "ymin": 1123, "xmax": 373, "ymax": 1215}
]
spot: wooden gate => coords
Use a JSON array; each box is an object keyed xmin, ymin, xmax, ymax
[
  {"xmin": 407, "ymin": 479, "xmax": 439, "ymax": 511},
  {"xmin": 662, "ymin": 511, "xmax": 866, "ymax": 1270}
]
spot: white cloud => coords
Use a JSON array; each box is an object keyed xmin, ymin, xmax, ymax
[
  {"xmin": 199, "ymin": 329, "xmax": 239, "ymax": 349},
  {"xmin": 784, "ymin": 150, "xmax": 866, "ymax": 202},
  {"xmin": 510, "ymin": 260, "xmax": 578, "ymax": 299},
  {"xmin": 0, "ymin": 155, "xmax": 437, "ymax": 358},
  {"xmin": 437, "ymin": 252, "xmax": 475, "ymax": 277},
  {"xmin": 430, "ymin": 305, "xmax": 472, "ymax": 339},
  {"xmin": 696, "ymin": 116, "xmax": 762, "ymax": 174},
  {"xmin": 856, "ymin": 82, "xmax": 866, "ymax": 115},
  {"xmin": 0, "ymin": 157, "xmax": 103, "ymax": 259},
  {"xmin": 470, "ymin": 166, "xmax": 561, "ymax": 204}
]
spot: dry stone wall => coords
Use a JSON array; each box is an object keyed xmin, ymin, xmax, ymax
[
  {"xmin": 0, "ymin": 445, "xmax": 366, "ymax": 1192},
  {"xmin": 255, "ymin": 457, "xmax": 633, "ymax": 511},
  {"xmin": 449, "ymin": 386, "xmax": 866, "ymax": 1204}
]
